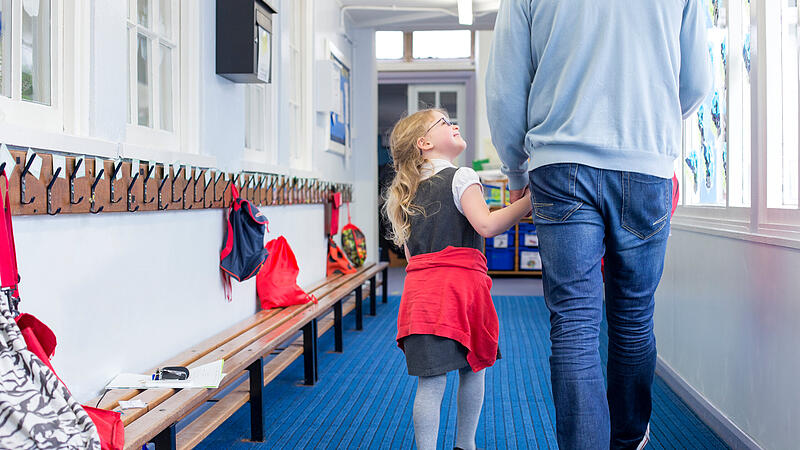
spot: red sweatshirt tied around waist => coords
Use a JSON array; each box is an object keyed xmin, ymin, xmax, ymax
[{"xmin": 397, "ymin": 246, "xmax": 499, "ymax": 372}]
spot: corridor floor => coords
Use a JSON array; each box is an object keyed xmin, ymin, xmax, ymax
[{"xmin": 195, "ymin": 269, "xmax": 727, "ymax": 449}]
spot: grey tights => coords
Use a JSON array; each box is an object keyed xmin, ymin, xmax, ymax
[{"xmin": 412, "ymin": 368, "xmax": 485, "ymax": 450}]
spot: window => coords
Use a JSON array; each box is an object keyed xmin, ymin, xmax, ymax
[
  {"xmin": 679, "ymin": 0, "xmax": 751, "ymax": 213},
  {"xmin": 0, "ymin": 0, "xmax": 61, "ymax": 131},
  {"xmin": 244, "ymin": 83, "xmax": 275, "ymax": 160},
  {"xmin": 375, "ymin": 30, "xmax": 474, "ymax": 64},
  {"xmin": 127, "ymin": 0, "xmax": 178, "ymax": 135},
  {"xmin": 287, "ymin": 0, "xmax": 311, "ymax": 169},
  {"xmin": 412, "ymin": 30, "xmax": 471, "ymax": 59},
  {"xmin": 766, "ymin": 0, "xmax": 799, "ymax": 210},
  {"xmin": 677, "ymin": 0, "xmax": 800, "ymax": 237},
  {"xmin": 376, "ymin": 31, "xmax": 403, "ymax": 60}
]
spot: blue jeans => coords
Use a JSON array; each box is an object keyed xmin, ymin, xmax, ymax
[{"xmin": 529, "ymin": 164, "xmax": 671, "ymax": 450}]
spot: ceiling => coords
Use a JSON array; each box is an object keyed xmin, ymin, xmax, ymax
[{"xmin": 338, "ymin": 0, "xmax": 499, "ymax": 31}]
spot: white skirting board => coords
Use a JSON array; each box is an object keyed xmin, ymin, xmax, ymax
[{"xmin": 655, "ymin": 357, "xmax": 763, "ymax": 450}]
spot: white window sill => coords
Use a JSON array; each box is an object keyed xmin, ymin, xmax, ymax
[
  {"xmin": 0, "ymin": 124, "xmax": 216, "ymax": 169},
  {"xmin": 670, "ymin": 216, "xmax": 800, "ymax": 251}
]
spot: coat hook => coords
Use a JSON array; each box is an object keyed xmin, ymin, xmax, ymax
[
  {"xmin": 142, "ymin": 166, "xmax": 155, "ymax": 204},
  {"xmin": 193, "ymin": 170, "xmax": 205, "ymax": 205},
  {"xmin": 182, "ymin": 171, "xmax": 193, "ymax": 209},
  {"xmin": 46, "ymin": 168, "xmax": 62, "ymax": 216},
  {"xmin": 19, "ymin": 156, "xmax": 37, "ymax": 205},
  {"xmin": 158, "ymin": 167, "xmax": 170, "ymax": 211},
  {"xmin": 69, "ymin": 159, "xmax": 84, "ymax": 205},
  {"xmin": 127, "ymin": 172, "xmax": 140, "ymax": 212},
  {"xmin": 108, "ymin": 161, "xmax": 123, "ymax": 204},
  {"xmin": 213, "ymin": 173, "xmax": 227, "ymax": 203},
  {"xmin": 254, "ymin": 175, "xmax": 265, "ymax": 205},
  {"xmin": 171, "ymin": 166, "xmax": 184, "ymax": 203},
  {"xmin": 203, "ymin": 172, "xmax": 215, "ymax": 208},
  {"xmin": 90, "ymin": 167, "xmax": 105, "ymax": 214},
  {"xmin": 268, "ymin": 174, "xmax": 278, "ymax": 205}
]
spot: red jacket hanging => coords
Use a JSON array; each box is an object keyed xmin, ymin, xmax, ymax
[{"xmin": 396, "ymin": 246, "xmax": 499, "ymax": 372}]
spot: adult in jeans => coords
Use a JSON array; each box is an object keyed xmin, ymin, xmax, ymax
[{"xmin": 486, "ymin": 0, "xmax": 711, "ymax": 448}]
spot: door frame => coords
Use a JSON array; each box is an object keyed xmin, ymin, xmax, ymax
[{"xmin": 378, "ymin": 71, "xmax": 477, "ymax": 165}]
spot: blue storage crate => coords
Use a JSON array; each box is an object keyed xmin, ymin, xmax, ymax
[
  {"xmin": 486, "ymin": 247, "xmax": 515, "ymax": 271},
  {"xmin": 486, "ymin": 228, "xmax": 514, "ymax": 249},
  {"xmin": 518, "ymin": 222, "xmax": 538, "ymax": 248}
]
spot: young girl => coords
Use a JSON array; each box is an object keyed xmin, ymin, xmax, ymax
[{"xmin": 384, "ymin": 109, "xmax": 532, "ymax": 450}]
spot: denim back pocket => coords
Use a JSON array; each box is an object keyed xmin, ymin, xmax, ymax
[
  {"xmin": 621, "ymin": 172, "xmax": 671, "ymax": 240},
  {"xmin": 530, "ymin": 163, "xmax": 583, "ymax": 222}
]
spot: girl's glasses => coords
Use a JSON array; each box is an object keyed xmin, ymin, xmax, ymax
[{"xmin": 423, "ymin": 117, "xmax": 453, "ymax": 136}]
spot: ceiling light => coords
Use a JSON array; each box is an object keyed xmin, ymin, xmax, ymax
[{"xmin": 457, "ymin": 0, "xmax": 473, "ymax": 25}]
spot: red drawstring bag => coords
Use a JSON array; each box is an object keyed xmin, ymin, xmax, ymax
[
  {"xmin": 256, "ymin": 236, "xmax": 316, "ymax": 309},
  {"xmin": 325, "ymin": 191, "xmax": 342, "ymax": 236},
  {"xmin": 340, "ymin": 203, "xmax": 367, "ymax": 267},
  {"xmin": 327, "ymin": 237, "xmax": 356, "ymax": 276},
  {"xmin": 15, "ymin": 314, "xmax": 124, "ymax": 450}
]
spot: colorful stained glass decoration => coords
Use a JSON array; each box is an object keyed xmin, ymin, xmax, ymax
[{"xmin": 686, "ymin": 152, "xmax": 699, "ymax": 194}]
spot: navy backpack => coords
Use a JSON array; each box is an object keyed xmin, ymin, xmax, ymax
[{"xmin": 220, "ymin": 185, "xmax": 269, "ymax": 300}]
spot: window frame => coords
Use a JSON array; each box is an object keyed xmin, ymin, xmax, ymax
[
  {"xmin": 0, "ymin": 0, "xmax": 63, "ymax": 133},
  {"xmin": 672, "ymin": 0, "xmax": 800, "ymax": 248},
  {"xmin": 125, "ymin": 0, "xmax": 180, "ymax": 152},
  {"xmin": 376, "ymin": 29, "xmax": 476, "ymax": 72}
]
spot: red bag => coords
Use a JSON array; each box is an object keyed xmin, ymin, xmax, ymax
[
  {"xmin": 257, "ymin": 236, "xmax": 316, "ymax": 309},
  {"xmin": 1, "ymin": 171, "xmax": 124, "ymax": 450},
  {"xmin": 15, "ymin": 314, "xmax": 124, "ymax": 450},
  {"xmin": 327, "ymin": 237, "xmax": 356, "ymax": 276},
  {"xmin": 326, "ymin": 191, "xmax": 343, "ymax": 236}
]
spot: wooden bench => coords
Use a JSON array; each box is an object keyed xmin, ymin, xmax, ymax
[{"xmin": 93, "ymin": 262, "xmax": 389, "ymax": 449}]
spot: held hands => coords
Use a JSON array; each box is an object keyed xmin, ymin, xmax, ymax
[{"xmin": 510, "ymin": 187, "xmax": 533, "ymax": 217}]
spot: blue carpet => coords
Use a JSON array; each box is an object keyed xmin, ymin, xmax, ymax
[{"xmin": 195, "ymin": 296, "xmax": 728, "ymax": 449}]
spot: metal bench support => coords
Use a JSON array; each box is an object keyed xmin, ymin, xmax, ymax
[
  {"xmin": 302, "ymin": 319, "xmax": 319, "ymax": 385},
  {"xmin": 355, "ymin": 285, "xmax": 363, "ymax": 330},
  {"xmin": 334, "ymin": 299, "xmax": 343, "ymax": 352},
  {"xmin": 247, "ymin": 357, "xmax": 265, "ymax": 442},
  {"xmin": 382, "ymin": 267, "xmax": 388, "ymax": 303},
  {"xmin": 152, "ymin": 423, "xmax": 176, "ymax": 450},
  {"xmin": 369, "ymin": 276, "xmax": 377, "ymax": 316}
]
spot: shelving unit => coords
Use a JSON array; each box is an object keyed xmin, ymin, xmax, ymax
[{"xmin": 485, "ymin": 215, "xmax": 542, "ymax": 277}]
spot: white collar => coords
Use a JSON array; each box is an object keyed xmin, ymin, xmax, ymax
[{"xmin": 420, "ymin": 159, "xmax": 456, "ymax": 180}]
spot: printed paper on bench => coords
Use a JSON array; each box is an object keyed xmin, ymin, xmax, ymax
[{"xmin": 105, "ymin": 359, "xmax": 225, "ymax": 390}]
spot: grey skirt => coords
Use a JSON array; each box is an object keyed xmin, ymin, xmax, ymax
[{"xmin": 401, "ymin": 334, "xmax": 470, "ymax": 377}]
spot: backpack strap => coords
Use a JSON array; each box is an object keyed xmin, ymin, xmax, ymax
[
  {"xmin": 346, "ymin": 202, "xmax": 352, "ymax": 225},
  {"xmin": 0, "ymin": 171, "xmax": 21, "ymax": 315}
]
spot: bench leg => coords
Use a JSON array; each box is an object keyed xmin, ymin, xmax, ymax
[
  {"xmin": 303, "ymin": 319, "xmax": 319, "ymax": 385},
  {"xmin": 247, "ymin": 357, "xmax": 265, "ymax": 442},
  {"xmin": 355, "ymin": 286, "xmax": 363, "ymax": 331},
  {"xmin": 382, "ymin": 267, "xmax": 388, "ymax": 303},
  {"xmin": 334, "ymin": 300, "xmax": 343, "ymax": 352},
  {"xmin": 152, "ymin": 423, "xmax": 176, "ymax": 450},
  {"xmin": 369, "ymin": 276, "xmax": 377, "ymax": 316}
]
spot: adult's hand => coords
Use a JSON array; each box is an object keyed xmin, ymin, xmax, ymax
[{"xmin": 510, "ymin": 186, "xmax": 530, "ymax": 203}]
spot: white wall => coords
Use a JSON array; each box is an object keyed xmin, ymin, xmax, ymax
[
  {"xmin": 656, "ymin": 228, "xmax": 800, "ymax": 450},
  {"xmin": 474, "ymin": 30, "xmax": 501, "ymax": 167},
  {"xmin": 8, "ymin": 1, "xmax": 377, "ymax": 402}
]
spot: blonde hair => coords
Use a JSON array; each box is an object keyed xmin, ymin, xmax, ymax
[{"xmin": 382, "ymin": 109, "xmax": 442, "ymax": 247}]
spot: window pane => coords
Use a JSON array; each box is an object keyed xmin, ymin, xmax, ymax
[
  {"xmin": 412, "ymin": 30, "xmax": 471, "ymax": 59},
  {"xmin": 158, "ymin": 0, "xmax": 171, "ymax": 37},
  {"xmin": 245, "ymin": 85, "xmax": 265, "ymax": 151},
  {"xmin": 138, "ymin": 0, "xmax": 149, "ymax": 28},
  {"xmin": 21, "ymin": 0, "xmax": 50, "ymax": 105},
  {"xmin": 0, "ymin": 0, "xmax": 11, "ymax": 97},
  {"xmin": 768, "ymin": 1, "xmax": 799, "ymax": 208},
  {"xmin": 159, "ymin": 44, "xmax": 172, "ymax": 131},
  {"xmin": 137, "ymin": 33, "xmax": 151, "ymax": 126},
  {"xmin": 727, "ymin": 0, "xmax": 752, "ymax": 207},
  {"xmin": 683, "ymin": 1, "xmax": 728, "ymax": 206},
  {"xmin": 418, "ymin": 91, "xmax": 435, "ymax": 110},
  {"xmin": 440, "ymin": 91, "xmax": 457, "ymax": 120},
  {"xmin": 376, "ymin": 31, "xmax": 403, "ymax": 60}
]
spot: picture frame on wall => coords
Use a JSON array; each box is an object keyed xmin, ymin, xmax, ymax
[{"xmin": 324, "ymin": 40, "xmax": 351, "ymax": 157}]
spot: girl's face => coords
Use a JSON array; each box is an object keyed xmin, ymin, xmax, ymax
[{"xmin": 419, "ymin": 111, "xmax": 466, "ymax": 159}]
